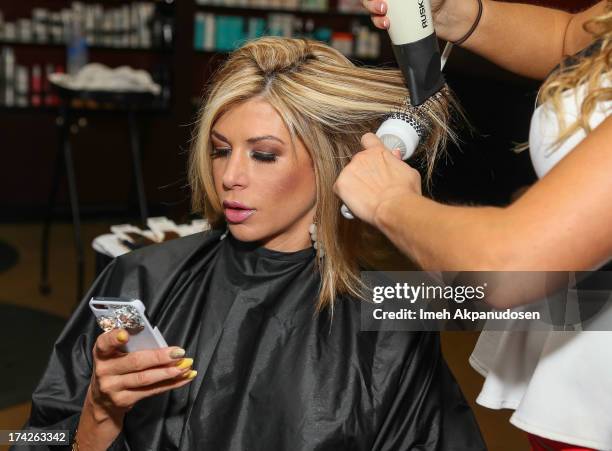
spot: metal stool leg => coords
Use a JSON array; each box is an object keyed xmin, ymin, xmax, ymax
[
  {"xmin": 128, "ymin": 111, "xmax": 148, "ymax": 227},
  {"xmin": 63, "ymin": 122, "xmax": 85, "ymax": 304},
  {"xmin": 40, "ymin": 113, "xmax": 68, "ymax": 296}
]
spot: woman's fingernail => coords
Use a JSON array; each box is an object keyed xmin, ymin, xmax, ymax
[
  {"xmin": 169, "ymin": 348, "xmax": 186, "ymax": 359},
  {"xmin": 117, "ymin": 330, "xmax": 128, "ymax": 343},
  {"xmin": 379, "ymin": 3, "xmax": 385, "ymax": 13},
  {"xmin": 383, "ymin": 18, "xmax": 390, "ymax": 28},
  {"xmin": 176, "ymin": 358, "xmax": 194, "ymax": 370},
  {"xmin": 183, "ymin": 370, "xmax": 198, "ymax": 380}
]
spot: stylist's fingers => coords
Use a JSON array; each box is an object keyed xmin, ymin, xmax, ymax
[
  {"xmin": 362, "ymin": 0, "xmax": 390, "ymax": 29},
  {"xmin": 94, "ymin": 328, "xmax": 130, "ymax": 358},
  {"xmin": 361, "ymin": 132, "xmax": 385, "ymax": 150},
  {"xmin": 361, "ymin": 133, "xmax": 402, "ymax": 161},
  {"xmin": 373, "ymin": 15, "xmax": 389, "ymax": 29}
]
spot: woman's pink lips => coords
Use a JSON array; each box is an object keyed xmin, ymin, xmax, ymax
[
  {"xmin": 224, "ymin": 208, "xmax": 255, "ymax": 224},
  {"xmin": 223, "ymin": 201, "xmax": 255, "ymax": 224}
]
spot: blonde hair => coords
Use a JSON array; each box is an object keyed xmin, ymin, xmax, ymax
[
  {"xmin": 538, "ymin": 0, "xmax": 611, "ymax": 147},
  {"xmin": 189, "ymin": 37, "xmax": 458, "ymax": 310}
]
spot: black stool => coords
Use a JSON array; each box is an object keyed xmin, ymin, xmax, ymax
[{"xmin": 40, "ymin": 86, "xmax": 156, "ymax": 304}]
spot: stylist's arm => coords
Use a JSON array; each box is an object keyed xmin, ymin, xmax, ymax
[
  {"xmin": 333, "ymin": 133, "xmax": 504, "ymax": 274},
  {"xmin": 336, "ymin": 118, "xmax": 612, "ymax": 305},
  {"xmin": 334, "ymin": 134, "xmax": 525, "ymax": 274}
]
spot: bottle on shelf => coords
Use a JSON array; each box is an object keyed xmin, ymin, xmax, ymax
[
  {"xmin": 1, "ymin": 47, "xmax": 16, "ymax": 106},
  {"xmin": 31, "ymin": 64, "xmax": 42, "ymax": 107},
  {"xmin": 154, "ymin": 0, "xmax": 175, "ymax": 49},
  {"xmin": 331, "ymin": 32, "xmax": 354, "ymax": 57},
  {"xmin": 32, "ymin": 8, "xmax": 49, "ymax": 44},
  {"xmin": 45, "ymin": 64, "xmax": 61, "ymax": 107},
  {"xmin": 15, "ymin": 66, "xmax": 29, "ymax": 107},
  {"xmin": 337, "ymin": 0, "xmax": 367, "ymax": 14},
  {"xmin": 67, "ymin": 12, "xmax": 88, "ymax": 76}
]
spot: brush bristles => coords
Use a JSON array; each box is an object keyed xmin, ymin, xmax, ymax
[
  {"xmin": 390, "ymin": 85, "xmax": 450, "ymax": 141},
  {"xmin": 383, "ymin": 84, "xmax": 461, "ymax": 188}
]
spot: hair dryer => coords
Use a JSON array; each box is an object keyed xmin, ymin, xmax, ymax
[{"xmin": 387, "ymin": 0, "xmax": 445, "ymax": 106}]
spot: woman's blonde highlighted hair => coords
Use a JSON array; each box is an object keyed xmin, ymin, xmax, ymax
[
  {"xmin": 538, "ymin": 0, "xmax": 611, "ymax": 147},
  {"xmin": 189, "ymin": 37, "xmax": 458, "ymax": 310}
]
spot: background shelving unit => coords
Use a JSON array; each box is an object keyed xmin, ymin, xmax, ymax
[{"xmin": 0, "ymin": 1, "xmax": 179, "ymax": 220}]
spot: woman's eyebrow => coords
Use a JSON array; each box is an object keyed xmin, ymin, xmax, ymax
[
  {"xmin": 247, "ymin": 135, "xmax": 285, "ymax": 145},
  {"xmin": 211, "ymin": 131, "xmax": 285, "ymax": 145},
  {"xmin": 211, "ymin": 131, "xmax": 230, "ymax": 143}
]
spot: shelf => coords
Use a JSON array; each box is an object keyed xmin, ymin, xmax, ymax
[
  {"xmin": 0, "ymin": 104, "xmax": 171, "ymax": 114},
  {"xmin": 0, "ymin": 105, "xmax": 57, "ymax": 113},
  {"xmin": 194, "ymin": 4, "xmax": 368, "ymax": 17},
  {"xmin": 0, "ymin": 41, "xmax": 173, "ymax": 53}
]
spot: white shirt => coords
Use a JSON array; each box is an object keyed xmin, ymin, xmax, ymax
[{"xmin": 470, "ymin": 74, "xmax": 612, "ymax": 450}]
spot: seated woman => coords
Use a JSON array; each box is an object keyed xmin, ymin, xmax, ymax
[{"xmin": 21, "ymin": 37, "xmax": 484, "ymax": 451}]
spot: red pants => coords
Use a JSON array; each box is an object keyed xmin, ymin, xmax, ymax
[{"xmin": 528, "ymin": 433, "xmax": 596, "ymax": 451}]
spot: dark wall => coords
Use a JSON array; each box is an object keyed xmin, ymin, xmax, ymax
[{"xmin": 432, "ymin": 51, "xmax": 540, "ymax": 206}]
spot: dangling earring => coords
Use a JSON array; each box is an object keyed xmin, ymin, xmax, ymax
[{"xmin": 309, "ymin": 223, "xmax": 325, "ymax": 258}]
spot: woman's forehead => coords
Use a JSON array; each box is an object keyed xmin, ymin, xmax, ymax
[{"xmin": 213, "ymin": 98, "xmax": 290, "ymax": 141}]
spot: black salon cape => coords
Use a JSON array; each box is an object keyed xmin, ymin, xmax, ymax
[{"xmin": 20, "ymin": 231, "xmax": 485, "ymax": 450}]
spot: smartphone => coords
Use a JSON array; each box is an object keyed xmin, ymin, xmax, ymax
[{"xmin": 89, "ymin": 297, "xmax": 168, "ymax": 352}]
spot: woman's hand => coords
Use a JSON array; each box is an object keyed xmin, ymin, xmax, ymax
[
  {"xmin": 76, "ymin": 328, "xmax": 196, "ymax": 450},
  {"xmin": 334, "ymin": 133, "xmax": 422, "ymax": 227}
]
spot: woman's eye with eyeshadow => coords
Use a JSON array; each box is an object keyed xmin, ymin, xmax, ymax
[
  {"xmin": 250, "ymin": 151, "xmax": 278, "ymax": 163},
  {"xmin": 211, "ymin": 147, "xmax": 231, "ymax": 159}
]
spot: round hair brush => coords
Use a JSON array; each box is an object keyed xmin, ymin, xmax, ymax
[{"xmin": 340, "ymin": 86, "xmax": 449, "ymax": 220}]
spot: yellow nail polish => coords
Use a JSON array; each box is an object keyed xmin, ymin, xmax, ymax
[
  {"xmin": 183, "ymin": 370, "xmax": 197, "ymax": 380},
  {"xmin": 117, "ymin": 330, "xmax": 128, "ymax": 343},
  {"xmin": 175, "ymin": 358, "xmax": 193, "ymax": 370}
]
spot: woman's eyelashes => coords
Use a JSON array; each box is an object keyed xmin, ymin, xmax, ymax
[
  {"xmin": 211, "ymin": 147, "xmax": 278, "ymax": 164},
  {"xmin": 211, "ymin": 147, "xmax": 230, "ymax": 159},
  {"xmin": 250, "ymin": 150, "xmax": 278, "ymax": 163}
]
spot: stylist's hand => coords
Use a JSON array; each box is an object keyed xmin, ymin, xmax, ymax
[
  {"xmin": 77, "ymin": 329, "xmax": 196, "ymax": 450},
  {"xmin": 334, "ymin": 133, "xmax": 422, "ymax": 226},
  {"xmin": 362, "ymin": 0, "xmax": 480, "ymax": 43},
  {"xmin": 362, "ymin": 0, "xmax": 446, "ymax": 30}
]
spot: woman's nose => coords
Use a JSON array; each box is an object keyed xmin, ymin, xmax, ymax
[{"xmin": 221, "ymin": 150, "xmax": 248, "ymax": 190}]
